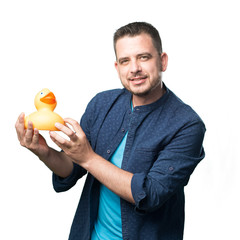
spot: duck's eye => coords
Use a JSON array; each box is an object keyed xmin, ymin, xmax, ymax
[{"xmin": 40, "ymin": 92, "xmax": 43, "ymax": 95}]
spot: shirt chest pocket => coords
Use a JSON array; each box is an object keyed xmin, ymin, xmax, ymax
[{"xmin": 127, "ymin": 148, "xmax": 158, "ymax": 174}]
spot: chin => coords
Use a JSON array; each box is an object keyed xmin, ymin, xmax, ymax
[{"xmin": 128, "ymin": 87, "xmax": 151, "ymax": 97}]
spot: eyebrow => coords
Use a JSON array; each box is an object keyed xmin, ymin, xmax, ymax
[
  {"xmin": 118, "ymin": 52, "xmax": 153, "ymax": 62},
  {"xmin": 137, "ymin": 52, "xmax": 152, "ymax": 56},
  {"xmin": 118, "ymin": 57, "xmax": 129, "ymax": 63},
  {"xmin": 137, "ymin": 52, "xmax": 153, "ymax": 58}
]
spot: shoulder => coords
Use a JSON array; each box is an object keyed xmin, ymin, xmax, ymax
[
  {"xmin": 166, "ymin": 88, "xmax": 204, "ymax": 124},
  {"xmin": 160, "ymin": 87, "xmax": 206, "ymax": 138},
  {"xmin": 83, "ymin": 88, "xmax": 129, "ymax": 121}
]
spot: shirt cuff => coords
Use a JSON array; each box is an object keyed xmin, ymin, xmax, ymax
[
  {"xmin": 52, "ymin": 163, "xmax": 86, "ymax": 192},
  {"xmin": 131, "ymin": 172, "xmax": 147, "ymax": 210}
]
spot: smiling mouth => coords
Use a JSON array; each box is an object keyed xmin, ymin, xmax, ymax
[
  {"xmin": 129, "ymin": 76, "xmax": 147, "ymax": 85},
  {"xmin": 129, "ymin": 73, "xmax": 148, "ymax": 80}
]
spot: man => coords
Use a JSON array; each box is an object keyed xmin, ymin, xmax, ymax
[{"xmin": 15, "ymin": 22, "xmax": 206, "ymax": 240}]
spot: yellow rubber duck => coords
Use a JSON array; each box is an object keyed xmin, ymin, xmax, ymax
[{"xmin": 24, "ymin": 88, "xmax": 65, "ymax": 131}]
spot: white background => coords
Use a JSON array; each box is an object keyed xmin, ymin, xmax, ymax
[{"xmin": 1, "ymin": 0, "xmax": 239, "ymax": 239}]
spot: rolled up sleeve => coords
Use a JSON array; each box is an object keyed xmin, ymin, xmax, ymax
[
  {"xmin": 131, "ymin": 120, "xmax": 206, "ymax": 212},
  {"xmin": 53, "ymin": 163, "xmax": 87, "ymax": 192}
]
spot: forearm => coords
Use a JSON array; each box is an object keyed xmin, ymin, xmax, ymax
[
  {"xmin": 81, "ymin": 153, "xmax": 135, "ymax": 204},
  {"xmin": 50, "ymin": 119, "xmax": 134, "ymax": 203},
  {"xmin": 39, "ymin": 147, "xmax": 74, "ymax": 178},
  {"xmin": 15, "ymin": 113, "xmax": 74, "ymax": 179}
]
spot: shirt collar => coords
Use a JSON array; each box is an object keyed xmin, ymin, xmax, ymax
[{"xmin": 124, "ymin": 83, "xmax": 170, "ymax": 113}]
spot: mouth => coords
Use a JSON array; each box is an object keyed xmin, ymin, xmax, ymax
[
  {"xmin": 40, "ymin": 92, "xmax": 56, "ymax": 104},
  {"xmin": 129, "ymin": 75, "xmax": 148, "ymax": 85}
]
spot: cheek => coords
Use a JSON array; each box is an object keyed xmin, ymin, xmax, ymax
[
  {"xmin": 118, "ymin": 68, "xmax": 128, "ymax": 80},
  {"xmin": 148, "ymin": 65, "xmax": 161, "ymax": 78},
  {"xmin": 142, "ymin": 62, "xmax": 156, "ymax": 75}
]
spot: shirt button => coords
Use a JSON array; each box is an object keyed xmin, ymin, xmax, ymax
[
  {"xmin": 107, "ymin": 150, "xmax": 111, "ymax": 154},
  {"xmin": 139, "ymin": 193, "xmax": 145, "ymax": 198},
  {"xmin": 121, "ymin": 128, "xmax": 125, "ymax": 132},
  {"xmin": 169, "ymin": 166, "xmax": 174, "ymax": 171}
]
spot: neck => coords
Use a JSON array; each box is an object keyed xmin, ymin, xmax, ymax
[{"xmin": 132, "ymin": 83, "xmax": 166, "ymax": 108}]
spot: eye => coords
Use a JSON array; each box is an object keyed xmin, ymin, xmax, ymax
[
  {"xmin": 40, "ymin": 92, "xmax": 43, "ymax": 95},
  {"xmin": 119, "ymin": 58, "xmax": 129, "ymax": 65},
  {"xmin": 121, "ymin": 60, "xmax": 128, "ymax": 64},
  {"xmin": 140, "ymin": 55, "xmax": 149, "ymax": 61}
]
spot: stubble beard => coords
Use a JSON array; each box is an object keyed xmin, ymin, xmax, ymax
[{"xmin": 122, "ymin": 74, "xmax": 163, "ymax": 97}]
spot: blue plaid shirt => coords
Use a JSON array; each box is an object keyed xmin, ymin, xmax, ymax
[{"xmin": 53, "ymin": 85, "xmax": 206, "ymax": 240}]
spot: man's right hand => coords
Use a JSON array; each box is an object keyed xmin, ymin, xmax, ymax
[{"xmin": 15, "ymin": 112, "xmax": 50, "ymax": 159}]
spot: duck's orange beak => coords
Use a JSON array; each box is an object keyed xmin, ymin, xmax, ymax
[{"xmin": 40, "ymin": 92, "xmax": 56, "ymax": 104}]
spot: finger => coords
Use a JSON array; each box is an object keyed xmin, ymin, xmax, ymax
[
  {"xmin": 32, "ymin": 128, "xmax": 39, "ymax": 145},
  {"xmin": 49, "ymin": 131, "xmax": 71, "ymax": 149},
  {"xmin": 63, "ymin": 118, "xmax": 85, "ymax": 136},
  {"xmin": 15, "ymin": 112, "xmax": 24, "ymax": 127},
  {"xmin": 25, "ymin": 121, "xmax": 34, "ymax": 145},
  {"xmin": 55, "ymin": 122, "xmax": 78, "ymax": 141},
  {"xmin": 15, "ymin": 113, "xmax": 25, "ymax": 141}
]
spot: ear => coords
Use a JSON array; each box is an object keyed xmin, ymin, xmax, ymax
[
  {"xmin": 160, "ymin": 52, "xmax": 168, "ymax": 72},
  {"xmin": 114, "ymin": 61, "xmax": 118, "ymax": 70},
  {"xmin": 114, "ymin": 61, "xmax": 120, "ymax": 76}
]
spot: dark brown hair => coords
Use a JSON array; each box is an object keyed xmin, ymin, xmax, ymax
[{"xmin": 113, "ymin": 22, "xmax": 162, "ymax": 56}]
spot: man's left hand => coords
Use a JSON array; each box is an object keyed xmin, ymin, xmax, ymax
[{"xmin": 50, "ymin": 118, "xmax": 95, "ymax": 166}]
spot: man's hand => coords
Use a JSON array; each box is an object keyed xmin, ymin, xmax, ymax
[
  {"xmin": 50, "ymin": 118, "xmax": 135, "ymax": 204},
  {"xmin": 15, "ymin": 113, "xmax": 74, "ymax": 178},
  {"xmin": 49, "ymin": 118, "xmax": 95, "ymax": 166},
  {"xmin": 15, "ymin": 113, "xmax": 50, "ymax": 159}
]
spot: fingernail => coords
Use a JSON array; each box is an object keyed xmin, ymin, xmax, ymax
[{"xmin": 49, "ymin": 131, "xmax": 54, "ymax": 136}]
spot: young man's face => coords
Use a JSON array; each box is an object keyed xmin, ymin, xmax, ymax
[{"xmin": 115, "ymin": 33, "xmax": 168, "ymax": 98}]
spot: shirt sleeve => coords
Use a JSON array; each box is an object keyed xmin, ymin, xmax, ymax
[
  {"xmin": 52, "ymin": 163, "xmax": 87, "ymax": 192},
  {"xmin": 52, "ymin": 96, "xmax": 95, "ymax": 192},
  {"xmin": 131, "ymin": 119, "xmax": 206, "ymax": 212}
]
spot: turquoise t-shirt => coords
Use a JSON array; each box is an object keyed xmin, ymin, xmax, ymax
[{"xmin": 91, "ymin": 132, "xmax": 128, "ymax": 240}]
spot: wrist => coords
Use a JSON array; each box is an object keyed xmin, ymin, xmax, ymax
[
  {"xmin": 37, "ymin": 147, "xmax": 51, "ymax": 163},
  {"xmin": 80, "ymin": 151, "xmax": 99, "ymax": 171}
]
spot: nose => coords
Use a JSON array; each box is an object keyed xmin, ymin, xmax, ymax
[{"xmin": 130, "ymin": 60, "xmax": 142, "ymax": 74}]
